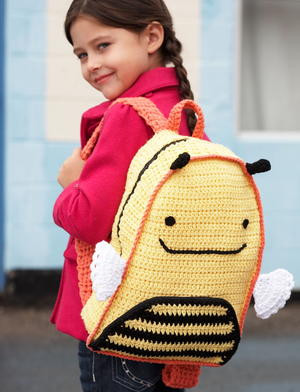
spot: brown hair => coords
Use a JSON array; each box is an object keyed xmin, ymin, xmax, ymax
[{"xmin": 65, "ymin": 0, "xmax": 196, "ymax": 131}]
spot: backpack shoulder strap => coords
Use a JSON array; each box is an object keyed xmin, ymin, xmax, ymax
[
  {"xmin": 112, "ymin": 97, "xmax": 168, "ymax": 133},
  {"xmin": 81, "ymin": 97, "xmax": 168, "ymax": 161}
]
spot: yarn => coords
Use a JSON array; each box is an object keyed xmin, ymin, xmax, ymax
[
  {"xmin": 90, "ymin": 241, "xmax": 126, "ymax": 301},
  {"xmin": 76, "ymin": 97, "xmax": 266, "ymax": 389},
  {"xmin": 253, "ymin": 269, "xmax": 294, "ymax": 319},
  {"xmin": 246, "ymin": 159, "xmax": 271, "ymax": 175},
  {"xmin": 75, "ymin": 239, "xmax": 95, "ymax": 306},
  {"xmin": 170, "ymin": 152, "xmax": 191, "ymax": 170},
  {"xmin": 162, "ymin": 364, "xmax": 201, "ymax": 389}
]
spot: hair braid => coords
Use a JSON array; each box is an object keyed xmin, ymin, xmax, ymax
[{"xmin": 163, "ymin": 30, "xmax": 197, "ymax": 133}]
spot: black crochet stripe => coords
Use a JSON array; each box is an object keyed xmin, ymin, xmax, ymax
[
  {"xmin": 117, "ymin": 138, "xmax": 188, "ymax": 252},
  {"xmin": 99, "ymin": 326, "xmax": 238, "ymax": 345},
  {"xmin": 159, "ymin": 239, "xmax": 247, "ymax": 255},
  {"xmin": 119, "ymin": 308, "xmax": 230, "ymax": 326},
  {"xmin": 89, "ymin": 297, "xmax": 240, "ymax": 364}
]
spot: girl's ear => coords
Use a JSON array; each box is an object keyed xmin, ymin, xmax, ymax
[{"xmin": 144, "ymin": 22, "xmax": 164, "ymax": 54}]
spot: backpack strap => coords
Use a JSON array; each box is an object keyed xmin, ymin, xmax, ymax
[
  {"xmin": 76, "ymin": 97, "xmax": 168, "ymax": 305},
  {"xmin": 80, "ymin": 119, "xmax": 104, "ymax": 160},
  {"xmin": 167, "ymin": 99, "xmax": 205, "ymax": 139},
  {"xmin": 162, "ymin": 364, "xmax": 201, "ymax": 389},
  {"xmin": 80, "ymin": 97, "xmax": 168, "ymax": 161},
  {"xmin": 112, "ymin": 97, "xmax": 168, "ymax": 133}
]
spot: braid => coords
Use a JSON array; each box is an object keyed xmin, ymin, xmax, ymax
[{"xmin": 163, "ymin": 29, "xmax": 197, "ymax": 133}]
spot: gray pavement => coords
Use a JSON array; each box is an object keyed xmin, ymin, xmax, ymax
[{"xmin": 0, "ymin": 304, "xmax": 299, "ymax": 392}]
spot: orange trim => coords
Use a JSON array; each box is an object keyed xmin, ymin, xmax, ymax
[
  {"xmin": 167, "ymin": 99, "xmax": 205, "ymax": 139},
  {"xmin": 88, "ymin": 348, "xmax": 221, "ymax": 367},
  {"xmin": 238, "ymin": 163, "xmax": 265, "ymax": 333}
]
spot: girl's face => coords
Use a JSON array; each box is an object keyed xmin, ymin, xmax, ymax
[{"xmin": 70, "ymin": 15, "xmax": 164, "ymax": 100}]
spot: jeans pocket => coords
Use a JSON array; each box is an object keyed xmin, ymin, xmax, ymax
[{"xmin": 112, "ymin": 356, "xmax": 163, "ymax": 392}]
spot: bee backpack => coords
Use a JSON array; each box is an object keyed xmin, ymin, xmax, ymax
[{"xmin": 75, "ymin": 97, "xmax": 293, "ymax": 389}]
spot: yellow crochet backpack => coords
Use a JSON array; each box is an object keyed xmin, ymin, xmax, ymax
[{"xmin": 77, "ymin": 97, "xmax": 272, "ymax": 388}]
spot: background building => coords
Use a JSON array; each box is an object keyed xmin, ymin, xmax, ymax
[{"xmin": 1, "ymin": 0, "xmax": 299, "ymax": 291}]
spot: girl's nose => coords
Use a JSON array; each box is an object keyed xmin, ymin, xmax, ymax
[{"xmin": 87, "ymin": 55, "xmax": 101, "ymax": 72}]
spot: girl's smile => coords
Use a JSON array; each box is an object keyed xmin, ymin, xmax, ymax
[
  {"xmin": 94, "ymin": 72, "xmax": 115, "ymax": 87},
  {"xmin": 70, "ymin": 15, "xmax": 164, "ymax": 100}
]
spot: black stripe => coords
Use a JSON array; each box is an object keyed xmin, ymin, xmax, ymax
[
  {"xmin": 116, "ymin": 138, "xmax": 188, "ymax": 252},
  {"xmin": 105, "ymin": 326, "xmax": 239, "ymax": 345},
  {"xmin": 126, "ymin": 309, "xmax": 231, "ymax": 326},
  {"xmin": 159, "ymin": 239, "xmax": 247, "ymax": 255}
]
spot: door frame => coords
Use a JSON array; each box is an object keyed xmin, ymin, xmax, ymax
[{"xmin": 0, "ymin": 0, "xmax": 5, "ymax": 291}]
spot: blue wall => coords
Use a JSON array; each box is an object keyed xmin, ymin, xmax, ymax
[
  {"xmin": 200, "ymin": 0, "xmax": 300, "ymax": 287},
  {"xmin": 4, "ymin": 0, "xmax": 73, "ymax": 275}
]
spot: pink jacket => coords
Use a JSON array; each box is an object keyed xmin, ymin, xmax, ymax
[{"xmin": 51, "ymin": 67, "xmax": 209, "ymax": 341}]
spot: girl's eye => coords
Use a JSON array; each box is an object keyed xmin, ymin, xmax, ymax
[
  {"xmin": 98, "ymin": 42, "xmax": 110, "ymax": 50},
  {"xmin": 77, "ymin": 52, "xmax": 87, "ymax": 60}
]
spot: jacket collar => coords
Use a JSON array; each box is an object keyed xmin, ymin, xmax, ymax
[
  {"xmin": 81, "ymin": 67, "xmax": 179, "ymax": 144},
  {"xmin": 119, "ymin": 67, "xmax": 179, "ymax": 98}
]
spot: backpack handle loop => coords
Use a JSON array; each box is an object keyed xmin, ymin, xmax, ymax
[{"xmin": 167, "ymin": 99, "xmax": 205, "ymax": 139}]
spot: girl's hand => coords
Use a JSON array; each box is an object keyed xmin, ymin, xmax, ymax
[{"xmin": 57, "ymin": 148, "xmax": 85, "ymax": 188}]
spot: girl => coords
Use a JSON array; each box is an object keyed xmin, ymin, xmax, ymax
[{"xmin": 52, "ymin": 1, "xmax": 209, "ymax": 391}]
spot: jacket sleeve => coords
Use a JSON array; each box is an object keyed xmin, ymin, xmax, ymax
[{"xmin": 53, "ymin": 103, "xmax": 153, "ymax": 245}]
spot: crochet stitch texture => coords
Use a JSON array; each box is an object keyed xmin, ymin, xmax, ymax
[{"xmin": 76, "ymin": 97, "xmax": 265, "ymax": 388}]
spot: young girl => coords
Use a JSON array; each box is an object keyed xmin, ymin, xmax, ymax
[{"xmin": 51, "ymin": 1, "xmax": 209, "ymax": 391}]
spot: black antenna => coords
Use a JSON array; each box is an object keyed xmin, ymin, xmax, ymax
[
  {"xmin": 170, "ymin": 153, "xmax": 191, "ymax": 170},
  {"xmin": 246, "ymin": 159, "xmax": 271, "ymax": 175}
]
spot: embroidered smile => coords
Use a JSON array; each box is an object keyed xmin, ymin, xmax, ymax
[{"xmin": 159, "ymin": 238, "xmax": 247, "ymax": 255}]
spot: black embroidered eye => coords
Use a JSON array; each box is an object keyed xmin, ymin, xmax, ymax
[
  {"xmin": 165, "ymin": 216, "xmax": 176, "ymax": 226},
  {"xmin": 243, "ymin": 219, "xmax": 249, "ymax": 229}
]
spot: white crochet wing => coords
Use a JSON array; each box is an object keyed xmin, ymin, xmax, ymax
[
  {"xmin": 253, "ymin": 269, "xmax": 294, "ymax": 319},
  {"xmin": 90, "ymin": 241, "xmax": 126, "ymax": 301}
]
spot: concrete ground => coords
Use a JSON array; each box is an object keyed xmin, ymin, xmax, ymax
[{"xmin": 0, "ymin": 303, "xmax": 299, "ymax": 392}]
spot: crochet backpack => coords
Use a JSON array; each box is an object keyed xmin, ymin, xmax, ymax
[{"xmin": 75, "ymin": 97, "xmax": 291, "ymax": 389}]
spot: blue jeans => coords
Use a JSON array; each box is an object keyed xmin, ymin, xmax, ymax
[{"xmin": 78, "ymin": 341, "xmax": 185, "ymax": 392}]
